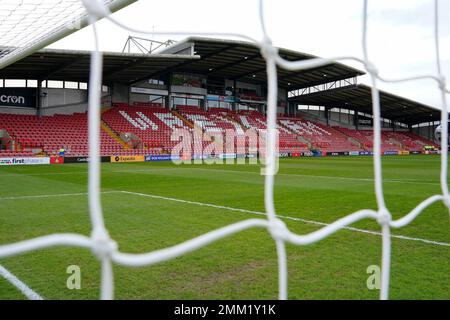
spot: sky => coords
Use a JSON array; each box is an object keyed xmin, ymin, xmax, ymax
[{"xmin": 48, "ymin": 0, "xmax": 450, "ymax": 110}]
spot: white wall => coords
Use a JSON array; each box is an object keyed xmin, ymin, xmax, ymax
[
  {"xmin": 42, "ymin": 88, "xmax": 87, "ymax": 108},
  {"xmin": 39, "ymin": 88, "xmax": 88, "ymax": 116},
  {"xmin": 0, "ymin": 88, "xmax": 91, "ymax": 116}
]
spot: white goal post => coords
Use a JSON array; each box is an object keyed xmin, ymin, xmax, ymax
[{"xmin": 0, "ymin": 0, "xmax": 449, "ymax": 300}]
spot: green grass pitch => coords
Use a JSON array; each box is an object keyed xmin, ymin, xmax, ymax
[{"xmin": 0, "ymin": 155, "xmax": 448, "ymax": 300}]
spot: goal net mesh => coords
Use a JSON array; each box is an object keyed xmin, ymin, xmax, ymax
[
  {"xmin": 0, "ymin": 0, "xmax": 448, "ymax": 300},
  {"xmin": 0, "ymin": 0, "xmax": 135, "ymax": 69}
]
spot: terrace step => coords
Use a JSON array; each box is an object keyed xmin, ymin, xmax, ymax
[{"xmin": 101, "ymin": 120, "xmax": 129, "ymax": 149}]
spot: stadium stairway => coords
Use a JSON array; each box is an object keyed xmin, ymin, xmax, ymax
[
  {"xmin": 0, "ymin": 107, "xmax": 439, "ymax": 157},
  {"xmin": 100, "ymin": 120, "xmax": 129, "ymax": 149},
  {"xmin": 101, "ymin": 104, "xmax": 195, "ymax": 154},
  {"xmin": 333, "ymin": 127, "xmax": 366, "ymax": 150},
  {"xmin": 171, "ymin": 110, "xmax": 195, "ymax": 129}
]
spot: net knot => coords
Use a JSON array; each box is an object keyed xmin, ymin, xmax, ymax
[
  {"xmin": 437, "ymin": 76, "xmax": 446, "ymax": 90},
  {"xmin": 364, "ymin": 61, "xmax": 379, "ymax": 76},
  {"xmin": 268, "ymin": 218, "xmax": 289, "ymax": 241},
  {"xmin": 259, "ymin": 37, "xmax": 278, "ymax": 60},
  {"xmin": 91, "ymin": 231, "xmax": 117, "ymax": 261},
  {"xmin": 376, "ymin": 208, "xmax": 392, "ymax": 226},
  {"xmin": 443, "ymin": 196, "xmax": 450, "ymax": 210},
  {"xmin": 81, "ymin": 0, "xmax": 111, "ymax": 20}
]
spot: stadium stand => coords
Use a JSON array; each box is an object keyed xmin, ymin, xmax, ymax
[
  {"xmin": 0, "ymin": 112, "xmax": 126, "ymax": 157},
  {"xmin": 0, "ymin": 107, "xmax": 439, "ymax": 157},
  {"xmin": 102, "ymin": 104, "xmax": 192, "ymax": 155},
  {"xmin": 279, "ymin": 117, "xmax": 362, "ymax": 152},
  {"xmin": 335, "ymin": 127, "xmax": 438, "ymax": 152}
]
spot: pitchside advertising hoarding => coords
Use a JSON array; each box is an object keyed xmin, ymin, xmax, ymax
[
  {"xmin": 145, "ymin": 155, "xmax": 180, "ymax": 161},
  {"xmin": 0, "ymin": 157, "xmax": 50, "ymax": 165},
  {"xmin": 326, "ymin": 151, "xmax": 350, "ymax": 156},
  {"xmin": 0, "ymin": 150, "xmax": 434, "ymax": 166},
  {"xmin": 111, "ymin": 155, "xmax": 145, "ymax": 163},
  {"xmin": 64, "ymin": 156, "xmax": 111, "ymax": 163},
  {"xmin": 0, "ymin": 88, "xmax": 36, "ymax": 108}
]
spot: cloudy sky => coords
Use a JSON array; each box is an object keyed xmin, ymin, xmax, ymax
[{"xmin": 49, "ymin": 0, "xmax": 450, "ymax": 110}]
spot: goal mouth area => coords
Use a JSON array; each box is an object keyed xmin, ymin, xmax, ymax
[
  {"xmin": 0, "ymin": 0, "xmax": 137, "ymax": 70},
  {"xmin": 0, "ymin": 0, "xmax": 448, "ymax": 301}
]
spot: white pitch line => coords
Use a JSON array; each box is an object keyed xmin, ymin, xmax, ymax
[
  {"xmin": 0, "ymin": 191, "xmax": 117, "ymax": 201},
  {"xmin": 0, "ymin": 166, "xmax": 442, "ymax": 185},
  {"xmin": 1, "ymin": 190, "xmax": 448, "ymax": 247},
  {"xmin": 0, "ymin": 168, "xmax": 180, "ymax": 177},
  {"xmin": 120, "ymin": 190, "xmax": 450, "ymax": 247},
  {"xmin": 0, "ymin": 265, "xmax": 43, "ymax": 300},
  {"xmin": 171, "ymin": 167, "xmax": 442, "ymax": 186}
]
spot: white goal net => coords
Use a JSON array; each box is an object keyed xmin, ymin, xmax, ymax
[
  {"xmin": 0, "ymin": 0, "xmax": 136, "ymax": 69},
  {"xmin": 0, "ymin": 0, "xmax": 448, "ymax": 300}
]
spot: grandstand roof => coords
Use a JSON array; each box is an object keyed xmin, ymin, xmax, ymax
[
  {"xmin": 0, "ymin": 37, "xmax": 363, "ymax": 89},
  {"xmin": 155, "ymin": 37, "xmax": 365, "ymax": 89},
  {"xmin": 289, "ymin": 84, "xmax": 440, "ymax": 125},
  {"xmin": 0, "ymin": 48, "xmax": 199, "ymax": 84}
]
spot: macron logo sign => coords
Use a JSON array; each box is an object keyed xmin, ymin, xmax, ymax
[
  {"xmin": 0, "ymin": 95, "xmax": 25, "ymax": 105},
  {"xmin": 0, "ymin": 88, "xmax": 35, "ymax": 108}
]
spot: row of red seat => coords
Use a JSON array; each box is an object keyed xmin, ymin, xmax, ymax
[{"xmin": 0, "ymin": 105, "xmax": 439, "ymax": 157}]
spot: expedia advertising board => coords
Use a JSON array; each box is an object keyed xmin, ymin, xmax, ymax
[
  {"xmin": 111, "ymin": 155, "xmax": 145, "ymax": 163},
  {"xmin": 0, "ymin": 88, "xmax": 36, "ymax": 108}
]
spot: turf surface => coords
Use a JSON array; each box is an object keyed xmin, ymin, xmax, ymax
[{"xmin": 0, "ymin": 155, "xmax": 448, "ymax": 299}]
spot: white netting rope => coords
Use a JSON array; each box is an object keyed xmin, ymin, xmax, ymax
[
  {"xmin": 0, "ymin": 0, "xmax": 449, "ymax": 300},
  {"xmin": 0, "ymin": 0, "xmax": 133, "ymax": 69}
]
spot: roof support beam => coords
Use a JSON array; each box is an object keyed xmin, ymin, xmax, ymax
[
  {"xmin": 288, "ymin": 75, "xmax": 360, "ymax": 92},
  {"xmin": 208, "ymin": 53, "xmax": 260, "ymax": 75},
  {"xmin": 39, "ymin": 57, "xmax": 87, "ymax": 80},
  {"xmin": 233, "ymin": 66, "xmax": 267, "ymax": 80},
  {"xmin": 277, "ymin": 63, "xmax": 337, "ymax": 83},
  {"xmin": 103, "ymin": 57, "xmax": 149, "ymax": 81}
]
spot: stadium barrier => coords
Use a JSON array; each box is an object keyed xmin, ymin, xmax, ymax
[
  {"xmin": 110, "ymin": 155, "xmax": 145, "ymax": 163},
  {"xmin": 64, "ymin": 156, "xmax": 111, "ymax": 164},
  {"xmin": 145, "ymin": 155, "xmax": 180, "ymax": 161},
  {"xmin": 50, "ymin": 156, "xmax": 64, "ymax": 164},
  {"xmin": 326, "ymin": 151, "xmax": 350, "ymax": 156},
  {"xmin": 0, "ymin": 157, "xmax": 50, "ymax": 166},
  {"xmin": 0, "ymin": 150, "xmax": 432, "ymax": 167}
]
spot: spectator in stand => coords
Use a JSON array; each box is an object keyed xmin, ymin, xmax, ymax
[{"xmin": 59, "ymin": 147, "xmax": 66, "ymax": 157}]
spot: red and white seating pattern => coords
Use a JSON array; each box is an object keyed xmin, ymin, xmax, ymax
[
  {"xmin": 335, "ymin": 127, "xmax": 438, "ymax": 152},
  {"xmin": 177, "ymin": 106, "xmax": 252, "ymax": 154},
  {"xmin": 0, "ymin": 113, "xmax": 123, "ymax": 157},
  {"xmin": 402, "ymin": 132, "xmax": 439, "ymax": 149},
  {"xmin": 227, "ymin": 112, "xmax": 308, "ymax": 153},
  {"xmin": 102, "ymin": 105, "xmax": 191, "ymax": 152},
  {"xmin": 279, "ymin": 118, "xmax": 361, "ymax": 152},
  {"xmin": 0, "ymin": 107, "xmax": 440, "ymax": 158},
  {"xmin": 178, "ymin": 106, "xmax": 244, "ymax": 135}
]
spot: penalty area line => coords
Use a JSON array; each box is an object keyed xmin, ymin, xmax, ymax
[
  {"xmin": 120, "ymin": 190, "xmax": 450, "ymax": 248},
  {"xmin": 0, "ymin": 191, "xmax": 118, "ymax": 200}
]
